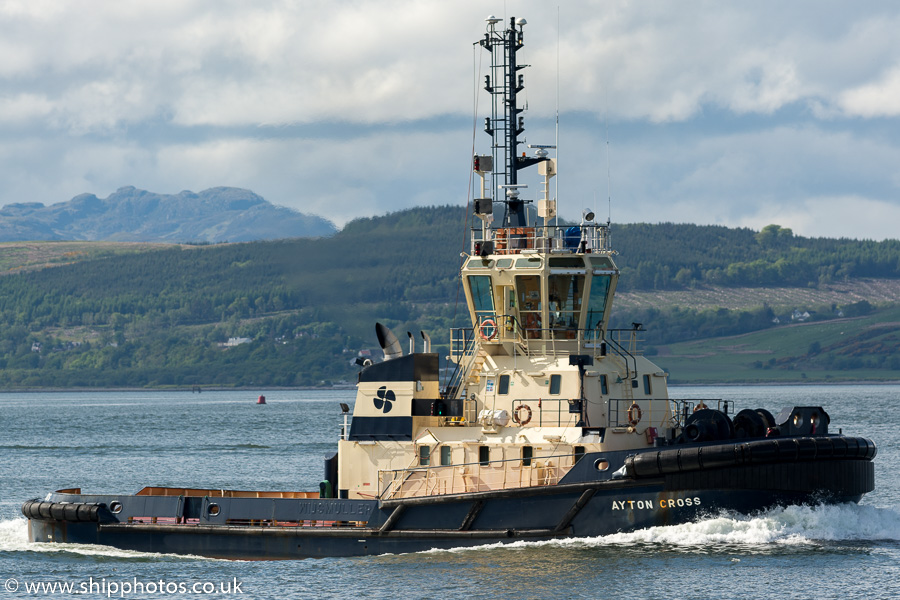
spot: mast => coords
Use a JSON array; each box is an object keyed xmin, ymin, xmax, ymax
[{"xmin": 478, "ymin": 16, "xmax": 546, "ymax": 228}]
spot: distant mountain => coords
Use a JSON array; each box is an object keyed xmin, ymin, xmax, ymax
[{"xmin": 0, "ymin": 187, "xmax": 337, "ymax": 242}]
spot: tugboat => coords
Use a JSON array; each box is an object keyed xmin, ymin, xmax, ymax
[{"xmin": 23, "ymin": 16, "xmax": 875, "ymax": 560}]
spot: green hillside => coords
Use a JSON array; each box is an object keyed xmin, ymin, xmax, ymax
[
  {"xmin": 0, "ymin": 206, "xmax": 896, "ymax": 388},
  {"xmin": 654, "ymin": 304, "xmax": 900, "ymax": 384}
]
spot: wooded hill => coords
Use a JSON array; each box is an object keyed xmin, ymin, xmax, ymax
[{"xmin": 0, "ymin": 206, "xmax": 896, "ymax": 388}]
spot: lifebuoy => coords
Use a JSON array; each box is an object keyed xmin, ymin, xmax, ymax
[
  {"xmin": 627, "ymin": 403, "xmax": 642, "ymax": 427},
  {"xmin": 693, "ymin": 402, "xmax": 708, "ymax": 413},
  {"xmin": 480, "ymin": 319, "xmax": 498, "ymax": 340},
  {"xmin": 513, "ymin": 404, "xmax": 532, "ymax": 426}
]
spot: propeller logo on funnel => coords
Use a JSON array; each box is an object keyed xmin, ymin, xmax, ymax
[{"xmin": 373, "ymin": 386, "xmax": 395, "ymax": 413}]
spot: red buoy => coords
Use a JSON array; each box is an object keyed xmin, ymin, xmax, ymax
[{"xmin": 257, "ymin": 395, "xmax": 266, "ymax": 404}]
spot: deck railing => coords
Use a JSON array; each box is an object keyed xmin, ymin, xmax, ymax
[
  {"xmin": 449, "ymin": 323, "xmax": 644, "ymax": 360},
  {"xmin": 378, "ymin": 451, "xmax": 579, "ymax": 500},
  {"xmin": 471, "ymin": 224, "xmax": 611, "ymax": 255}
]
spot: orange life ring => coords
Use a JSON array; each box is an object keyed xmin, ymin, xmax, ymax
[
  {"xmin": 513, "ymin": 404, "xmax": 532, "ymax": 426},
  {"xmin": 479, "ymin": 319, "xmax": 498, "ymax": 340},
  {"xmin": 693, "ymin": 402, "xmax": 708, "ymax": 413},
  {"xmin": 627, "ymin": 403, "xmax": 642, "ymax": 427}
]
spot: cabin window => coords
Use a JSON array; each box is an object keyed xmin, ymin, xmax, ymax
[
  {"xmin": 585, "ymin": 275, "xmax": 611, "ymax": 339},
  {"xmin": 589, "ymin": 256, "xmax": 613, "ymax": 269},
  {"xmin": 496, "ymin": 258, "xmax": 513, "ymax": 268},
  {"xmin": 440, "ymin": 446, "xmax": 451, "ymax": 466},
  {"xmin": 600, "ymin": 374, "xmax": 608, "ymax": 395},
  {"xmin": 468, "ymin": 275, "xmax": 495, "ymax": 326},
  {"xmin": 549, "ymin": 374, "xmax": 562, "ymax": 395},
  {"xmin": 549, "ymin": 274, "xmax": 584, "ymax": 337},
  {"xmin": 643, "ymin": 374, "xmax": 652, "ymax": 395},
  {"xmin": 479, "ymin": 446, "xmax": 490, "ymax": 465},
  {"xmin": 522, "ymin": 446, "xmax": 533, "ymax": 467},
  {"xmin": 419, "ymin": 446, "xmax": 430, "ymax": 466},
  {"xmin": 498, "ymin": 374, "xmax": 510, "ymax": 395},
  {"xmin": 574, "ymin": 446, "xmax": 586, "ymax": 462}
]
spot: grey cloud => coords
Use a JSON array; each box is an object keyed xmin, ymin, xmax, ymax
[{"xmin": 0, "ymin": 0, "xmax": 899, "ymax": 239}]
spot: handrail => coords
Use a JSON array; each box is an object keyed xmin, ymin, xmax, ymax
[
  {"xmin": 378, "ymin": 451, "xmax": 579, "ymax": 500},
  {"xmin": 471, "ymin": 223, "xmax": 611, "ymax": 255},
  {"xmin": 444, "ymin": 328, "xmax": 477, "ymax": 399},
  {"xmin": 608, "ymin": 397, "xmax": 673, "ymax": 429},
  {"xmin": 669, "ymin": 398, "xmax": 733, "ymax": 428},
  {"xmin": 510, "ymin": 398, "xmax": 580, "ymax": 428},
  {"xmin": 604, "ymin": 332, "xmax": 637, "ymax": 380}
]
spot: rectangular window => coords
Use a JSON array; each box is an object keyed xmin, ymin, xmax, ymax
[
  {"xmin": 643, "ymin": 374, "xmax": 651, "ymax": 395},
  {"xmin": 549, "ymin": 374, "xmax": 562, "ymax": 395},
  {"xmin": 550, "ymin": 257, "xmax": 585, "ymax": 268},
  {"xmin": 479, "ymin": 446, "xmax": 490, "ymax": 466},
  {"xmin": 515, "ymin": 257, "xmax": 542, "ymax": 268},
  {"xmin": 468, "ymin": 275, "xmax": 495, "ymax": 325},
  {"xmin": 600, "ymin": 374, "xmax": 608, "ymax": 395},
  {"xmin": 440, "ymin": 446, "xmax": 451, "ymax": 466},
  {"xmin": 516, "ymin": 275, "xmax": 542, "ymax": 339},
  {"xmin": 522, "ymin": 446, "xmax": 533, "ymax": 467},
  {"xmin": 586, "ymin": 275, "xmax": 611, "ymax": 339},
  {"xmin": 548, "ymin": 274, "xmax": 585, "ymax": 337},
  {"xmin": 574, "ymin": 446, "xmax": 586, "ymax": 462},
  {"xmin": 498, "ymin": 374, "xmax": 510, "ymax": 395},
  {"xmin": 419, "ymin": 446, "xmax": 430, "ymax": 466}
]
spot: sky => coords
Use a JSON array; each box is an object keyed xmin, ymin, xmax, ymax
[{"xmin": 2, "ymin": 0, "xmax": 900, "ymax": 240}]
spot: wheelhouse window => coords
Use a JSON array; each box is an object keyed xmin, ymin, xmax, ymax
[
  {"xmin": 586, "ymin": 275, "xmax": 611, "ymax": 339},
  {"xmin": 600, "ymin": 374, "xmax": 608, "ymax": 395},
  {"xmin": 468, "ymin": 275, "xmax": 495, "ymax": 328},
  {"xmin": 549, "ymin": 374, "xmax": 562, "ymax": 395},
  {"xmin": 515, "ymin": 275, "xmax": 542, "ymax": 339},
  {"xmin": 419, "ymin": 446, "xmax": 430, "ymax": 466},
  {"xmin": 466, "ymin": 259, "xmax": 494, "ymax": 269},
  {"xmin": 548, "ymin": 274, "xmax": 584, "ymax": 338},
  {"xmin": 515, "ymin": 257, "xmax": 542, "ymax": 268},
  {"xmin": 643, "ymin": 374, "xmax": 652, "ymax": 395},
  {"xmin": 440, "ymin": 446, "xmax": 451, "ymax": 466}
]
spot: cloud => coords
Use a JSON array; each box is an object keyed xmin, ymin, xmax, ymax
[
  {"xmin": 0, "ymin": 0, "xmax": 899, "ymax": 240},
  {"xmin": 736, "ymin": 195, "xmax": 900, "ymax": 241},
  {"xmin": 839, "ymin": 66, "xmax": 900, "ymax": 118}
]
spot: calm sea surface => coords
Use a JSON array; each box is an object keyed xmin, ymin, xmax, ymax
[{"xmin": 1, "ymin": 386, "xmax": 898, "ymax": 599}]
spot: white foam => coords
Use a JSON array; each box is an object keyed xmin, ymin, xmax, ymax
[
  {"xmin": 0, "ymin": 519, "xmax": 216, "ymax": 561},
  {"xmin": 421, "ymin": 503, "xmax": 900, "ymax": 555}
]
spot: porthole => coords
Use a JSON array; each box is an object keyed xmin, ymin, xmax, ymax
[
  {"xmin": 109, "ymin": 501, "xmax": 123, "ymax": 514},
  {"xmin": 208, "ymin": 503, "xmax": 220, "ymax": 516},
  {"xmin": 594, "ymin": 458, "xmax": 609, "ymax": 472},
  {"xmin": 793, "ymin": 413, "xmax": 802, "ymax": 427}
]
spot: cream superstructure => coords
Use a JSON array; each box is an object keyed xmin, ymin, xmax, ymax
[{"xmin": 336, "ymin": 15, "xmax": 675, "ymax": 501}]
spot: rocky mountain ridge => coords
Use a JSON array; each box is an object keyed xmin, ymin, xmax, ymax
[{"xmin": 0, "ymin": 187, "xmax": 336, "ymax": 242}]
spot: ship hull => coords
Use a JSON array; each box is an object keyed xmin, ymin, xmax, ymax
[{"xmin": 24, "ymin": 445, "xmax": 874, "ymax": 559}]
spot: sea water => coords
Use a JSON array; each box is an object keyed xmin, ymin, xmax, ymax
[{"xmin": 1, "ymin": 386, "xmax": 898, "ymax": 599}]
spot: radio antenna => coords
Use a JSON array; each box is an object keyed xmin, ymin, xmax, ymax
[
  {"xmin": 555, "ymin": 5, "xmax": 560, "ymax": 226},
  {"xmin": 605, "ymin": 88, "xmax": 612, "ymax": 225}
]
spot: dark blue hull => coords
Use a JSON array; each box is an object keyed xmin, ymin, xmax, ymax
[{"xmin": 25, "ymin": 443, "xmax": 874, "ymax": 559}]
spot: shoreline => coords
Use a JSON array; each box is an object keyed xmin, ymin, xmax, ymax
[{"xmin": 0, "ymin": 381, "xmax": 898, "ymax": 393}]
